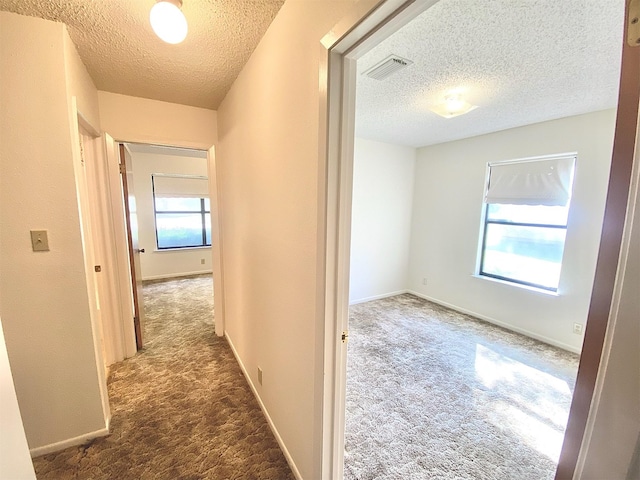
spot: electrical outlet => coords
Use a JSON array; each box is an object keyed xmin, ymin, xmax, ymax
[
  {"xmin": 257, "ymin": 367, "xmax": 263, "ymax": 385},
  {"xmin": 573, "ymin": 323, "xmax": 583, "ymax": 335},
  {"xmin": 201, "ymin": 258, "xmax": 205, "ymax": 265},
  {"xmin": 422, "ymin": 277, "xmax": 428, "ymax": 285}
]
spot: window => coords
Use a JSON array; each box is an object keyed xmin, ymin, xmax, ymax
[
  {"xmin": 479, "ymin": 155, "xmax": 576, "ymax": 291},
  {"xmin": 152, "ymin": 175, "xmax": 211, "ymax": 249}
]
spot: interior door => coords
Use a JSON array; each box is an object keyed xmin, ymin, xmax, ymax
[{"xmin": 119, "ymin": 143, "xmax": 145, "ymax": 350}]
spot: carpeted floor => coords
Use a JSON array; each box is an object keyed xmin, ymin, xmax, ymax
[
  {"xmin": 344, "ymin": 294, "xmax": 579, "ymax": 480},
  {"xmin": 33, "ymin": 275, "xmax": 294, "ymax": 480}
]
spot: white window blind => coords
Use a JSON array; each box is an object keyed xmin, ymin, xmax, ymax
[
  {"xmin": 485, "ymin": 156, "xmax": 576, "ymax": 206},
  {"xmin": 152, "ymin": 175, "xmax": 209, "ymax": 198}
]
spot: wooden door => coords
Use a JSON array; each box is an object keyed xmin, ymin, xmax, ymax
[{"xmin": 119, "ymin": 144, "xmax": 145, "ymax": 350}]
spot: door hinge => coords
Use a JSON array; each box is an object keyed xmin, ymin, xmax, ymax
[
  {"xmin": 341, "ymin": 331, "xmax": 349, "ymax": 343},
  {"xmin": 628, "ymin": 0, "xmax": 640, "ymax": 46},
  {"xmin": 119, "ymin": 163, "xmax": 126, "ymax": 175}
]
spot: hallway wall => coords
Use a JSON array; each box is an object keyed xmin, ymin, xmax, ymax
[
  {"xmin": 215, "ymin": 1, "xmax": 377, "ymax": 477},
  {"xmin": 98, "ymin": 92, "xmax": 217, "ymax": 149},
  {"xmin": 0, "ymin": 11, "xmax": 108, "ymax": 452}
]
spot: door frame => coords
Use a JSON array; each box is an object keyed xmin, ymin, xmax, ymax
[
  {"xmin": 105, "ymin": 138, "xmax": 226, "ymax": 344},
  {"xmin": 77, "ymin": 118, "xmax": 127, "ymax": 366},
  {"xmin": 68, "ymin": 98, "xmax": 111, "ymax": 427},
  {"xmin": 319, "ymin": 2, "xmax": 640, "ymax": 480}
]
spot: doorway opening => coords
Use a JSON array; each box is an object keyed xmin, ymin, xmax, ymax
[
  {"xmin": 118, "ymin": 142, "xmax": 214, "ymax": 350},
  {"xmin": 321, "ymin": 0, "xmax": 639, "ymax": 479},
  {"xmin": 74, "ymin": 129, "xmax": 225, "ymax": 376}
]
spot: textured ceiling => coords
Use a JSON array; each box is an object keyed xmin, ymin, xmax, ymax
[
  {"xmin": 356, "ymin": 0, "xmax": 625, "ymax": 147},
  {"xmin": 0, "ymin": 0, "xmax": 285, "ymax": 109}
]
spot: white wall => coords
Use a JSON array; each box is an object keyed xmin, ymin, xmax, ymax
[
  {"xmin": 128, "ymin": 150, "xmax": 212, "ymax": 280},
  {"xmin": 349, "ymin": 138, "xmax": 415, "ymax": 304},
  {"xmin": 0, "ymin": 12, "xmax": 108, "ymax": 451},
  {"xmin": 215, "ymin": 1, "xmax": 374, "ymax": 477},
  {"xmin": 0, "ymin": 318, "xmax": 36, "ymax": 479},
  {"xmin": 407, "ymin": 109, "xmax": 616, "ymax": 353},
  {"xmin": 98, "ymin": 91, "xmax": 217, "ymax": 150}
]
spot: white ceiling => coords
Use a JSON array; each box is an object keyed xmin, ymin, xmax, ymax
[
  {"xmin": 355, "ymin": 0, "xmax": 625, "ymax": 148},
  {"xmin": 0, "ymin": 0, "xmax": 285, "ymax": 109}
]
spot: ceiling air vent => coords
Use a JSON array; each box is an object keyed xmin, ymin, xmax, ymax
[{"xmin": 363, "ymin": 55, "xmax": 413, "ymax": 80}]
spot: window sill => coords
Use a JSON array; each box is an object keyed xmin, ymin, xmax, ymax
[
  {"xmin": 154, "ymin": 246, "xmax": 212, "ymax": 253},
  {"xmin": 471, "ymin": 274, "xmax": 560, "ymax": 297}
]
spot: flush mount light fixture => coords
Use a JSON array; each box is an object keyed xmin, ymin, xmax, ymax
[
  {"xmin": 150, "ymin": 0, "xmax": 188, "ymax": 44},
  {"xmin": 430, "ymin": 93, "xmax": 478, "ymax": 119}
]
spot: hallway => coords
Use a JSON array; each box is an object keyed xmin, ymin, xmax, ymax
[{"xmin": 33, "ymin": 275, "xmax": 294, "ymax": 479}]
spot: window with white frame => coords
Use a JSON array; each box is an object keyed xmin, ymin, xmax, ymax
[
  {"xmin": 479, "ymin": 155, "xmax": 576, "ymax": 291},
  {"xmin": 152, "ymin": 175, "xmax": 211, "ymax": 249}
]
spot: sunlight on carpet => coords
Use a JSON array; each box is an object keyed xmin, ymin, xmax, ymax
[{"xmin": 344, "ymin": 294, "xmax": 579, "ymax": 480}]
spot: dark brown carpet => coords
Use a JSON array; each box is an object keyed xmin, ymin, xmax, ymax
[{"xmin": 33, "ymin": 275, "xmax": 294, "ymax": 480}]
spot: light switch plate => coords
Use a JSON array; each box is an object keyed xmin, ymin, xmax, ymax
[{"xmin": 30, "ymin": 230, "xmax": 49, "ymax": 252}]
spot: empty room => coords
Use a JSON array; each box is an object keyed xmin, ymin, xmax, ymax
[{"xmin": 344, "ymin": 0, "xmax": 623, "ymax": 478}]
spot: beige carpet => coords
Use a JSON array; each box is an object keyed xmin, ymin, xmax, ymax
[
  {"xmin": 344, "ymin": 294, "xmax": 579, "ymax": 480},
  {"xmin": 33, "ymin": 275, "xmax": 294, "ymax": 480}
]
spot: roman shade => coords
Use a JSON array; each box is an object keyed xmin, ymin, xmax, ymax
[
  {"xmin": 152, "ymin": 175, "xmax": 209, "ymax": 198},
  {"xmin": 484, "ymin": 156, "xmax": 576, "ymax": 206}
]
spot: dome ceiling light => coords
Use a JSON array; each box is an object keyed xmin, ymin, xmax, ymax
[
  {"xmin": 150, "ymin": 0, "xmax": 188, "ymax": 45},
  {"xmin": 430, "ymin": 93, "xmax": 478, "ymax": 119}
]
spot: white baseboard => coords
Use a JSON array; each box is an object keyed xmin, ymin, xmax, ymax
[
  {"xmin": 30, "ymin": 425, "xmax": 110, "ymax": 458},
  {"xmin": 224, "ymin": 333, "xmax": 303, "ymax": 480},
  {"xmin": 142, "ymin": 270, "xmax": 212, "ymax": 281},
  {"xmin": 349, "ymin": 290, "xmax": 409, "ymax": 305},
  {"xmin": 407, "ymin": 290, "xmax": 581, "ymax": 354}
]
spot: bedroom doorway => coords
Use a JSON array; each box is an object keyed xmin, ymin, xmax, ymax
[{"xmin": 321, "ymin": 0, "xmax": 640, "ymax": 478}]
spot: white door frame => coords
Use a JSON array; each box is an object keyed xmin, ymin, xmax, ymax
[
  {"xmin": 318, "ymin": 1, "xmax": 439, "ymax": 477},
  {"xmin": 103, "ymin": 133, "xmax": 139, "ymax": 360},
  {"xmin": 69, "ymin": 98, "xmax": 111, "ymax": 426},
  {"xmin": 77, "ymin": 123, "xmax": 135, "ymax": 365},
  {"xmin": 320, "ymin": 1, "xmax": 639, "ymax": 479},
  {"xmin": 104, "ymin": 138, "xmax": 226, "ymax": 342},
  {"xmin": 207, "ymin": 145, "xmax": 226, "ymax": 337}
]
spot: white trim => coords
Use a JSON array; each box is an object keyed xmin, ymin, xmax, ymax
[
  {"xmin": 154, "ymin": 246, "xmax": 212, "ymax": 253},
  {"xmin": 471, "ymin": 274, "xmax": 560, "ymax": 297},
  {"xmin": 77, "ymin": 110, "xmax": 101, "ymax": 138},
  {"xmin": 29, "ymin": 424, "xmax": 110, "ymax": 458},
  {"xmin": 224, "ymin": 333, "xmax": 302, "ymax": 480},
  {"xmin": 69, "ymin": 98, "xmax": 111, "ymax": 424},
  {"xmin": 349, "ymin": 290, "xmax": 408, "ymax": 305},
  {"xmin": 407, "ymin": 290, "xmax": 581, "ymax": 354},
  {"xmin": 320, "ymin": 2, "xmax": 442, "ymax": 478},
  {"xmin": 142, "ymin": 270, "xmax": 213, "ymax": 282},
  {"xmin": 207, "ymin": 145, "xmax": 226, "ymax": 337},
  {"xmin": 103, "ymin": 133, "xmax": 138, "ymax": 359}
]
